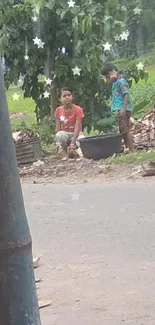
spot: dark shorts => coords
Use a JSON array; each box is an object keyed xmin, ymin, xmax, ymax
[{"xmin": 118, "ymin": 111, "xmax": 131, "ymax": 134}]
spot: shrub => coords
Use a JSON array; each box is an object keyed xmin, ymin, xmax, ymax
[
  {"xmin": 32, "ymin": 117, "xmax": 56, "ymax": 145},
  {"xmin": 130, "ymin": 83, "xmax": 155, "ymax": 119}
]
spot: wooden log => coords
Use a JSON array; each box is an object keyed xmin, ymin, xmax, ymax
[
  {"xmin": 149, "ymin": 161, "xmax": 155, "ymax": 168},
  {"xmin": 141, "ymin": 161, "xmax": 155, "ymax": 177},
  {"xmin": 142, "ymin": 169, "xmax": 155, "ymax": 177}
]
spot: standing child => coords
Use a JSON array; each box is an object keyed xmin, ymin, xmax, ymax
[
  {"xmin": 102, "ymin": 64, "xmax": 134, "ymax": 152},
  {"xmin": 54, "ymin": 87, "xmax": 85, "ymax": 155}
]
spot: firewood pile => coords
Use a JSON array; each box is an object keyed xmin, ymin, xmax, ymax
[
  {"xmin": 12, "ymin": 130, "xmax": 36, "ymax": 143},
  {"xmin": 131, "ymin": 108, "xmax": 155, "ymax": 150},
  {"xmin": 12, "ymin": 130, "xmax": 42, "ymax": 165}
]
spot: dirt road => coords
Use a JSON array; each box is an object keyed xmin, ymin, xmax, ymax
[{"xmin": 23, "ymin": 180, "xmax": 155, "ymax": 324}]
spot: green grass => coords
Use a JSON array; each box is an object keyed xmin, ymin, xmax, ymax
[
  {"xmin": 7, "ymin": 85, "xmax": 36, "ymax": 130},
  {"xmin": 105, "ymin": 151, "xmax": 155, "ymax": 165},
  {"xmin": 146, "ymin": 68, "xmax": 155, "ymax": 83},
  {"xmin": 138, "ymin": 47, "xmax": 155, "ymax": 67},
  {"xmin": 131, "ymin": 67, "xmax": 155, "ymax": 89},
  {"xmin": 137, "ymin": 67, "xmax": 155, "ymax": 86},
  {"xmin": 7, "ymin": 86, "xmax": 35, "ymax": 113}
]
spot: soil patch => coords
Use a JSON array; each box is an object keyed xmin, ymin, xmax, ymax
[
  {"xmin": 20, "ymin": 155, "xmax": 144, "ymax": 184},
  {"xmin": 10, "ymin": 112, "xmax": 29, "ymax": 119}
]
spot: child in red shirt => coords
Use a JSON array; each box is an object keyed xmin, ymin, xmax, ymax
[{"xmin": 54, "ymin": 88, "xmax": 85, "ymax": 154}]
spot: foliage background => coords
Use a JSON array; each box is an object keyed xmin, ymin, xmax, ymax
[{"xmin": 1, "ymin": 0, "xmax": 155, "ymax": 143}]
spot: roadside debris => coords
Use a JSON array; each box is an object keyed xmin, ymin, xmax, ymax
[
  {"xmin": 33, "ymin": 255, "xmax": 51, "ymax": 310},
  {"xmin": 141, "ymin": 161, "xmax": 155, "ymax": 177},
  {"xmin": 38, "ymin": 300, "xmax": 51, "ymax": 309},
  {"xmin": 132, "ymin": 108, "xmax": 155, "ymax": 150},
  {"xmin": 76, "ymin": 147, "xmax": 83, "ymax": 157},
  {"xmin": 33, "ymin": 255, "xmax": 41, "ymax": 269},
  {"xmin": 33, "ymin": 160, "xmax": 44, "ymax": 167},
  {"xmin": 19, "ymin": 155, "xmax": 110, "ymax": 181},
  {"xmin": 35, "ymin": 278, "xmax": 42, "ymax": 283},
  {"xmin": 10, "ymin": 112, "xmax": 28, "ymax": 120}
]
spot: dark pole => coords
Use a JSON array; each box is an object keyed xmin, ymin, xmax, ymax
[{"xmin": 0, "ymin": 62, "xmax": 41, "ymax": 324}]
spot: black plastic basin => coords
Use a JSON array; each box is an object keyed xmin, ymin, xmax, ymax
[{"xmin": 79, "ymin": 133, "xmax": 122, "ymax": 160}]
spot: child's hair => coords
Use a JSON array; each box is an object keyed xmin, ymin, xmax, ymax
[
  {"xmin": 102, "ymin": 63, "xmax": 118, "ymax": 76},
  {"xmin": 60, "ymin": 87, "xmax": 72, "ymax": 95}
]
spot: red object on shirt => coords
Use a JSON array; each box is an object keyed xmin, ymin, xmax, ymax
[{"xmin": 54, "ymin": 104, "xmax": 84, "ymax": 133}]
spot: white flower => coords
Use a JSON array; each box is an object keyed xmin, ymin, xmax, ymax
[
  {"xmin": 33, "ymin": 37, "xmax": 40, "ymax": 45},
  {"xmin": 24, "ymin": 54, "xmax": 29, "ymax": 60},
  {"xmin": 43, "ymin": 91, "xmax": 50, "ymax": 98},
  {"xmin": 12, "ymin": 93, "xmax": 20, "ymax": 101},
  {"xmin": 103, "ymin": 42, "xmax": 112, "ymax": 51},
  {"xmin": 72, "ymin": 66, "xmax": 81, "ymax": 76},
  {"xmin": 33, "ymin": 37, "xmax": 45, "ymax": 48},
  {"xmin": 120, "ymin": 30, "xmax": 129, "ymax": 41},
  {"xmin": 60, "ymin": 115, "xmax": 66, "ymax": 122},
  {"xmin": 114, "ymin": 34, "xmax": 120, "ymax": 42},
  {"xmin": 60, "ymin": 116, "xmax": 68, "ymax": 123},
  {"xmin": 32, "ymin": 15, "xmax": 38, "ymax": 22},
  {"xmin": 71, "ymin": 192, "xmax": 80, "ymax": 201},
  {"xmin": 37, "ymin": 40, "xmax": 45, "ymax": 49},
  {"xmin": 68, "ymin": 0, "xmax": 75, "ymax": 7},
  {"xmin": 136, "ymin": 62, "xmax": 144, "ymax": 71},
  {"xmin": 45, "ymin": 78, "xmax": 52, "ymax": 85},
  {"xmin": 133, "ymin": 7, "xmax": 142, "ymax": 15}
]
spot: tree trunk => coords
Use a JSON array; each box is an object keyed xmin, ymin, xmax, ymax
[
  {"xmin": 50, "ymin": 84, "xmax": 57, "ymax": 119},
  {"xmin": 0, "ymin": 61, "xmax": 41, "ymax": 324}
]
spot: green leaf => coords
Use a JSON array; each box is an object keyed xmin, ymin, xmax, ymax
[
  {"xmin": 97, "ymin": 116, "xmax": 117, "ymax": 127},
  {"xmin": 132, "ymin": 100, "xmax": 150, "ymax": 115}
]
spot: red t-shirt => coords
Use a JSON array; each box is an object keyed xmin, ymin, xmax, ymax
[{"xmin": 54, "ymin": 104, "xmax": 84, "ymax": 133}]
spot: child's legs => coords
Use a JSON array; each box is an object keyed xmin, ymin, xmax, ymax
[
  {"xmin": 118, "ymin": 111, "xmax": 134, "ymax": 152},
  {"xmin": 123, "ymin": 132, "xmax": 134, "ymax": 152},
  {"xmin": 55, "ymin": 131, "xmax": 71, "ymax": 149}
]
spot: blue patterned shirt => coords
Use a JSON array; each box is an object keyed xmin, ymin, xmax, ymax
[{"xmin": 111, "ymin": 77, "xmax": 132, "ymax": 112}]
